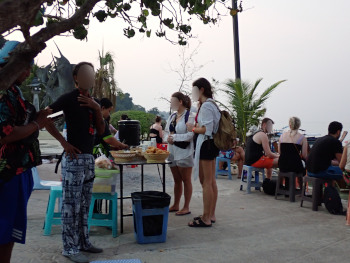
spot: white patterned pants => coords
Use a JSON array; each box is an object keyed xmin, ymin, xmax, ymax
[{"xmin": 61, "ymin": 154, "xmax": 95, "ymax": 256}]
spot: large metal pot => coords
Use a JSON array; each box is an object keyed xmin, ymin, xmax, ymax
[{"xmin": 118, "ymin": 120, "xmax": 141, "ymax": 146}]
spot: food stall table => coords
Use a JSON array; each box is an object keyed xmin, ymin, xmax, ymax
[{"xmin": 114, "ymin": 160, "xmax": 171, "ymax": 233}]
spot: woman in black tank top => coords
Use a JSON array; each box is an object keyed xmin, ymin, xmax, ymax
[{"xmin": 149, "ymin": 116, "xmax": 163, "ymax": 143}]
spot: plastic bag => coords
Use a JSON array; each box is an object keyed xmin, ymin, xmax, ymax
[{"xmin": 95, "ymin": 154, "xmax": 112, "ymax": 169}]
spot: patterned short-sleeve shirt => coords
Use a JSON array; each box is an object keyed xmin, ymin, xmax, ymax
[{"xmin": 0, "ymin": 86, "xmax": 41, "ymax": 181}]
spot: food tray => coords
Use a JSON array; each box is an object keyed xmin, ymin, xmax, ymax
[{"xmin": 143, "ymin": 153, "xmax": 170, "ymax": 163}]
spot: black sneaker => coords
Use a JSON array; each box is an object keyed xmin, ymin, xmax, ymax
[{"xmin": 81, "ymin": 246, "xmax": 103, "ymax": 253}]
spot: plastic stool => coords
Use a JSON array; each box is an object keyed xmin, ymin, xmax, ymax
[
  {"xmin": 215, "ymin": 157, "xmax": 232, "ymax": 180},
  {"xmin": 240, "ymin": 165, "xmax": 265, "ymax": 194},
  {"xmin": 300, "ymin": 176, "xmax": 332, "ymax": 211},
  {"xmin": 275, "ymin": 172, "xmax": 303, "ymax": 202},
  {"xmin": 43, "ymin": 185, "xmax": 62, "ymax": 236},
  {"xmin": 88, "ymin": 192, "xmax": 118, "ymax": 238}
]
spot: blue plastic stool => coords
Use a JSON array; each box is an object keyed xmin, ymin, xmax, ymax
[
  {"xmin": 88, "ymin": 193, "xmax": 118, "ymax": 238},
  {"xmin": 132, "ymin": 199, "xmax": 169, "ymax": 244},
  {"xmin": 215, "ymin": 157, "xmax": 232, "ymax": 180},
  {"xmin": 240, "ymin": 165, "xmax": 265, "ymax": 194},
  {"xmin": 43, "ymin": 185, "xmax": 62, "ymax": 236}
]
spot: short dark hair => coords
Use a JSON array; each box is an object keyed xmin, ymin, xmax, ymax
[
  {"xmin": 120, "ymin": 114, "xmax": 128, "ymax": 120},
  {"xmin": 328, "ymin": 121, "xmax": 343, "ymax": 135},
  {"xmin": 261, "ymin": 118, "xmax": 274, "ymax": 126},
  {"xmin": 171, "ymin": 92, "xmax": 191, "ymax": 109},
  {"xmin": 192, "ymin": 77, "xmax": 213, "ymax": 98},
  {"xmin": 100, "ymin": 98, "xmax": 113, "ymax": 109},
  {"xmin": 155, "ymin": 116, "xmax": 162, "ymax": 122},
  {"xmin": 72, "ymin": 62, "xmax": 94, "ymax": 85}
]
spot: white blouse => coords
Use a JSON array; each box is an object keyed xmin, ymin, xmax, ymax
[
  {"xmin": 193, "ymin": 98, "xmax": 221, "ymax": 180},
  {"xmin": 164, "ymin": 111, "xmax": 194, "ymax": 161}
]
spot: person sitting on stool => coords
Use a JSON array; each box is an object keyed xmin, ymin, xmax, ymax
[
  {"xmin": 244, "ymin": 118, "xmax": 279, "ymax": 179},
  {"xmin": 306, "ymin": 121, "xmax": 344, "ymax": 181}
]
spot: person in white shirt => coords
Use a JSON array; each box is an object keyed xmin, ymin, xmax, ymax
[
  {"xmin": 165, "ymin": 92, "xmax": 194, "ymax": 216},
  {"xmin": 186, "ymin": 78, "xmax": 221, "ymax": 227}
]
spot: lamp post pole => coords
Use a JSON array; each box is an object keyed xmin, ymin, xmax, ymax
[{"xmin": 232, "ymin": 0, "xmax": 241, "ymax": 80}]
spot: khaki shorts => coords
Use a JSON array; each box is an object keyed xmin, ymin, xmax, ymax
[{"xmin": 168, "ymin": 154, "xmax": 194, "ymax": 168}]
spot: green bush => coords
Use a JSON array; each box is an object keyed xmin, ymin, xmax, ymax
[{"xmin": 110, "ymin": 110, "xmax": 156, "ymax": 139}]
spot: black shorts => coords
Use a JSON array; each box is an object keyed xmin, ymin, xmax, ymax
[{"xmin": 200, "ymin": 139, "xmax": 220, "ymax": 160}]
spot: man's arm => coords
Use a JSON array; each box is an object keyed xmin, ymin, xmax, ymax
[
  {"xmin": 259, "ymin": 133, "xmax": 279, "ymax": 159},
  {"xmin": 339, "ymin": 147, "xmax": 347, "ymax": 170},
  {"xmin": 333, "ymin": 153, "xmax": 342, "ymax": 166},
  {"xmin": 77, "ymin": 95, "xmax": 105, "ymax": 135},
  {"xmin": 45, "ymin": 120, "xmax": 81, "ymax": 159},
  {"xmin": 104, "ymin": 136, "xmax": 128, "ymax": 150},
  {"xmin": 0, "ymin": 109, "xmax": 51, "ymax": 144}
]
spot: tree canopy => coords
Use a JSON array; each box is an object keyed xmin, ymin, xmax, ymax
[
  {"xmin": 223, "ymin": 78, "xmax": 285, "ymax": 143},
  {"xmin": 0, "ymin": 0, "xmax": 231, "ymax": 90}
]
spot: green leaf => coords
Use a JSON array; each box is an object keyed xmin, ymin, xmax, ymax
[
  {"xmin": 142, "ymin": 9, "xmax": 149, "ymax": 16},
  {"xmin": 179, "ymin": 24, "xmax": 191, "ymax": 34},
  {"xmin": 106, "ymin": 0, "xmax": 122, "ymax": 9},
  {"xmin": 83, "ymin": 18, "xmax": 90, "ymax": 25},
  {"xmin": 162, "ymin": 18, "xmax": 174, "ymax": 29},
  {"xmin": 123, "ymin": 28, "xmax": 135, "ymax": 38},
  {"xmin": 151, "ymin": 8, "xmax": 161, "ymax": 16},
  {"xmin": 46, "ymin": 18, "xmax": 58, "ymax": 26},
  {"xmin": 94, "ymin": 10, "xmax": 108, "ymax": 22},
  {"xmin": 73, "ymin": 25, "xmax": 88, "ymax": 40},
  {"xmin": 33, "ymin": 8, "xmax": 44, "ymax": 26},
  {"xmin": 123, "ymin": 3, "xmax": 131, "ymax": 11}
]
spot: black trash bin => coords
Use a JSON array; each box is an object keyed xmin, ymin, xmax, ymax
[{"xmin": 131, "ymin": 191, "xmax": 171, "ymax": 244}]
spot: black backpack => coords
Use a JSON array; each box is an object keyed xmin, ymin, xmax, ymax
[
  {"xmin": 262, "ymin": 178, "xmax": 277, "ymax": 196},
  {"xmin": 323, "ymin": 184, "xmax": 346, "ymax": 215}
]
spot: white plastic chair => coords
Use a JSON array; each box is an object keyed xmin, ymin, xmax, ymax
[{"xmin": 32, "ymin": 167, "xmax": 61, "ymax": 190}]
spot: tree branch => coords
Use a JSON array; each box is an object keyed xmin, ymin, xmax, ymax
[
  {"xmin": 0, "ymin": 0, "xmax": 45, "ymax": 35},
  {"xmin": 0, "ymin": 0, "xmax": 101, "ymax": 90}
]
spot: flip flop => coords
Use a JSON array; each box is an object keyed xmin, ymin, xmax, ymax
[
  {"xmin": 169, "ymin": 208, "xmax": 179, "ymax": 213},
  {"xmin": 175, "ymin": 211, "xmax": 191, "ymax": 216},
  {"xmin": 188, "ymin": 218, "xmax": 212, "ymax": 227},
  {"xmin": 193, "ymin": 215, "xmax": 216, "ymax": 223}
]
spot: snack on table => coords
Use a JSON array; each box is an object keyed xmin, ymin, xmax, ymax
[
  {"xmin": 145, "ymin": 146, "xmax": 169, "ymax": 154},
  {"xmin": 144, "ymin": 146, "xmax": 170, "ymax": 163}
]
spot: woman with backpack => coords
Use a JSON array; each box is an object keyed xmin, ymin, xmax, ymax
[
  {"xmin": 186, "ymin": 78, "xmax": 221, "ymax": 227},
  {"xmin": 165, "ymin": 92, "xmax": 194, "ymax": 216}
]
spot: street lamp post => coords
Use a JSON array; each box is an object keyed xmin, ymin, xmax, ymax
[{"xmin": 232, "ymin": 0, "xmax": 241, "ymax": 80}]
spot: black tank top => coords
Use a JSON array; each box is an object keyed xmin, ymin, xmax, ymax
[
  {"xmin": 245, "ymin": 134, "xmax": 264, "ymax": 165},
  {"xmin": 278, "ymin": 143, "xmax": 304, "ymax": 173},
  {"xmin": 149, "ymin": 126, "xmax": 162, "ymax": 143}
]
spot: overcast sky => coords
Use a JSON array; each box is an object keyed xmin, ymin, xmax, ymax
[{"xmin": 9, "ymin": 0, "xmax": 350, "ymax": 136}]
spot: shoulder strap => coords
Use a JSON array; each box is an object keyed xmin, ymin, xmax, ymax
[
  {"xmin": 293, "ymin": 143, "xmax": 303, "ymax": 159},
  {"xmin": 296, "ymin": 135, "xmax": 304, "ymax": 145},
  {"xmin": 184, "ymin": 110, "xmax": 190, "ymax": 123},
  {"xmin": 205, "ymin": 99, "xmax": 221, "ymax": 112}
]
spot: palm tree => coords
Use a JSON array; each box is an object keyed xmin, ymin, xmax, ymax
[
  {"xmin": 222, "ymin": 78, "xmax": 285, "ymax": 144},
  {"xmin": 92, "ymin": 49, "xmax": 121, "ymax": 109}
]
